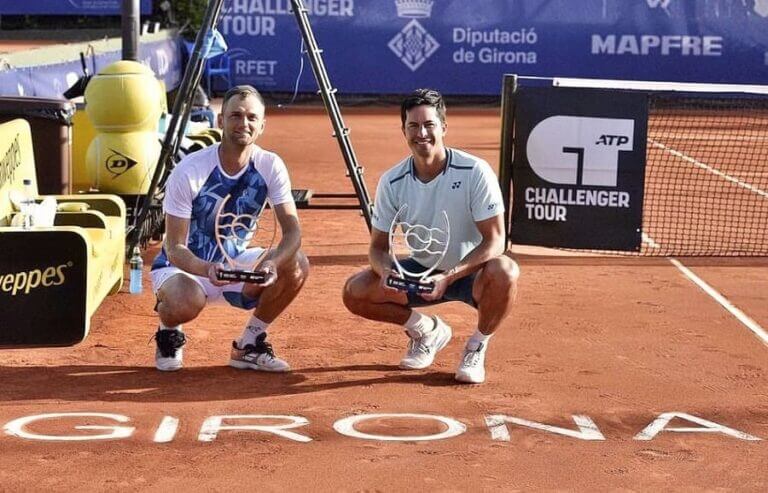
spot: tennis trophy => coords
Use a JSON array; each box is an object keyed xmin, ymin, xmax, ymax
[
  {"xmin": 386, "ymin": 204, "xmax": 450, "ymax": 294},
  {"xmin": 214, "ymin": 194, "xmax": 277, "ymax": 284}
]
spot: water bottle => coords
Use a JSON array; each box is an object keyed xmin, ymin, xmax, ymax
[
  {"xmin": 19, "ymin": 178, "xmax": 35, "ymax": 230},
  {"xmin": 129, "ymin": 247, "xmax": 143, "ymax": 294}
]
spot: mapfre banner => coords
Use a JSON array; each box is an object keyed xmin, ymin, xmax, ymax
[
  {"xmin": 218, "ymin": 0, "xmax": 768, "ymax": 95},
  {"xmin": 510, "ymin": 87, "xmax": 648, "ymax": 251}
]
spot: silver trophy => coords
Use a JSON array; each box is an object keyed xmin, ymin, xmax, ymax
[
  {"xmin": 214, "ymin": 194, "xmax": 277, "ymax": 284},
  {"xmin": 386, "ymin": 204, "xmax": 450, "ymax": 294}
]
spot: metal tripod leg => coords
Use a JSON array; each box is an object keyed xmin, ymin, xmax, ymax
[{"xmin": 289, "ymin": 0, "xmax": 374, "ymax": 232}]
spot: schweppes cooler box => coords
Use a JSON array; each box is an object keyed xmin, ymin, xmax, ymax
[{"xmin": 0, "ymin": 231, "xmax": 89, "ymax": 346}]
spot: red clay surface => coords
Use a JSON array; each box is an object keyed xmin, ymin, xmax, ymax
[
  {"xmin": 0, "ymin": 40, "xmax": 63, "ymax": 54},
  {"xmin": 1, "ymin": 106, "xmax": 767, "ymax": 491}
]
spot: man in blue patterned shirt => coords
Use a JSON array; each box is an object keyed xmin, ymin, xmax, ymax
[{"xmin": 150, "ymin": 85, "xmax": 309, "ymax": 372}]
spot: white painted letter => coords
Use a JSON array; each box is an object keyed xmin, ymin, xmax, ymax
[
  {"xmin": 154, "ymin": 416, "xmax": 180, "ymax": 443},
  {"xmin": 4, "ymin": 413, "xmax": 134, "ymax": 441},
  {"xmin": 634, "ymin": 412, "xmax": 761, "ymax": 441},
  {"xmin": 198, "ymin": 415, "xmax": 311, "ymax": 442},
  {"xmin": 333, "ymin": 413, "xmax": 466, "ymax": 441},
  {"xmin": 485, "ymin": 414, "xmax": 605, "ymax": 441}
]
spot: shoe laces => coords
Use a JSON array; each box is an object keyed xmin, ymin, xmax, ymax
[
  {"xmin": 405, "ymin": 331, "xmax": 430, "ymax": 357},
  {"xmin": 151, "ymin": 329, "xmax": 186, "ymax": 358},
  {"xmin": 242, "ymin": 332, "xmax": 276, "ymax": 358},
  {"xmin": 462, "ymin": 344, "xmax": 484, "ymax": 367}
]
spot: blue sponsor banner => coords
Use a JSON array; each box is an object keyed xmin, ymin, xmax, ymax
[
  {"xmin": 0, "ymin": 0, "xmax": 152, "ymax": 15},
  {"xmin": 216, "ymin": 0, "xmax": 768, "ymax": 95},
  {"xmin": 0, "ymin": 37, "xmax": 182, "ymax": 98}
]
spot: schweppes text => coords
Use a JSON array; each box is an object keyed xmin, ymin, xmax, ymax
[{"xmin": 0, "ymin": 262, "xmax": 71, "ymax": 296}]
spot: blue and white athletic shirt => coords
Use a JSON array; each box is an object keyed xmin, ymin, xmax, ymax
[
  {"xmin": 151, "ymin": 143, "xmax": 293, "ymax": 270},
  {"xmin": 371, "ymin": 148, "xmax": 504, "ymax": 271}
]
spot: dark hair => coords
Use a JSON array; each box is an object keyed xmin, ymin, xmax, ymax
[
  {"xmin": 400, "ymin": 88, "xmax": 446, "ymax": 127},
  {"xmin": 222, "ymin": 84, "xmax": 265, "ymax": 112}
]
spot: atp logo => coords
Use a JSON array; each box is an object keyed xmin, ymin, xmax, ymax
[
  {"xmin": 526, "ymin": 116, "xmax": 635, "ymax": 187},
  {"xmin": 105, "ymin": 148, "xmax": 138, "ymax": 178}
]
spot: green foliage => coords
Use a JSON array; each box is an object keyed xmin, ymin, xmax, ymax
[
  {"xmin": 0, "ymin": 1, "xmax": 209, "ymax": 33},
  {"xmin": 170, "ymin": 0, "xmax": 210, "ymax": 38}
]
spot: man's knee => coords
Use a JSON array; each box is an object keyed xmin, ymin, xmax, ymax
[
  {"xmin": 481, "ymin": 256, "xmax": 520, "ymax": 292},
  {"xmin": 289, "ymin": 250, "xmax": 310, "ymax": 286},
  {"xmin": 342, "ymin": 270, "xmax": 374, "ymax": 313},
  {"xmin": 157, "ymin": 278, "xmax": 206, "ymax": 322}
]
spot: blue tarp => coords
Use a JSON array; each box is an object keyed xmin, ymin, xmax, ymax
[{"xmin": 0, "ymin": 37, "xmax": 182, "ymax": 98}]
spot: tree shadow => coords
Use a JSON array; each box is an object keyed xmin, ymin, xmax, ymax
[{"xmin": 0, "ymin": 363, "xmax": 459, "ymax": 404}]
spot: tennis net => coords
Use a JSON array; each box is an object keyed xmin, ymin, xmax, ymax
[{"xmin": 535, "ymin": 78, "xmax": 768, "ymax": 256}]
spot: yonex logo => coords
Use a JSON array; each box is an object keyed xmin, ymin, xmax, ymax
[
  {"xmin": 526, "ymin": 116, "xmax": 635, "ymax": 187},
  {"xmin": 388, "ymin": 20, "xmax": 439, "ymax": 71},
  {"xmin": 452, "ymin": 181, "xmax": 461, "ymax": 189}
]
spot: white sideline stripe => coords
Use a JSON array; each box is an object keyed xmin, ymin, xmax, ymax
[
  {"xmin": 649, "ymin": 139, "xmax": 768, "ymax": 199},
  {"xmin": 668, "ymin": 258, "xmax": 768, "ymax": 347},
  {"xmin": 550, "ymin": 77, "xmax": 768, "ymax": 95},
  {"xmin": 647, "ymin": 135, "xmax": 768, "ymax": 143},
  {"xmin": 642, "ymin": 232, "xmax": 661, "ymax": 249}
]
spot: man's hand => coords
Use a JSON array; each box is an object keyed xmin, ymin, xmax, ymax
[
  {"xmin": 420, "ymin": 272, "xmax": 449, "ymax": 301},
  {"xmin": 207, "ymin": 262, "xmax": 233, "ymax": 286},
  {"xmin": 379, "ymin": 267, "xmax": 401, "ymax": 293},
  {"xmin": 257, "ymin": 259, "xmax": 278, "ymax": 287}
]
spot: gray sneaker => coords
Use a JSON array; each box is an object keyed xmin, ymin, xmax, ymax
[
  {"xmin": 455, "ymin": 341, "xmax": 486, "ymax": 384},
  {"xmin": 229, "ymin": 333, "xmax": 290, "ymax": 372},
  {"xmin": 153, "ymin": 328, "xmax": 185, "ymax": 372},
  {"xmin": 399, "ymin": 316, "xmax": 452, "ymax": 370}
]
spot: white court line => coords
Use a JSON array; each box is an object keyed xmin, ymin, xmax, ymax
[
  {"xmin": 648, "ymin": 139, "xmax": 768, "ymax": 199},
  {"xmin": 668, "ymin": 258, "xmax": 768, "ymax": 347},
  {"xmin": 641, "ymin": 232, "xmax": 661, "ymax": 249}
]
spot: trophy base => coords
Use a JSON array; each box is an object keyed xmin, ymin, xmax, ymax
[
  {"xmin": 217, "ymin": 270, "xmax": 267, "ymax": 284},
  {"xmin": 386, "ymin": 276, "xmax": 434, "ymax": 294}
]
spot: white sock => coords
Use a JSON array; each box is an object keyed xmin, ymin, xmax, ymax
[
  {"xmin": 160, "ymin": 322, "xmax": 181, "ymax": 332},
  {"xmin": 467, "ymin": 330, "xmax": 492, "ymax": 351},
  {"xmin": 404, "ymin": 311, "xmax": 433, "ymax": 338},
  {"xmin": 239, "ymin": 315, "xmax": 268, "ymax": 347}
]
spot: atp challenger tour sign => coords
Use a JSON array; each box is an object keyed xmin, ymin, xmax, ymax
[{"xmin": 510, "ymin": 86, "xmax": 648, "ymax": 251}]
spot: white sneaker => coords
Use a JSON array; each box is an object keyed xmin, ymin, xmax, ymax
[
  {"xmin": 399, "ymin": 316, "xmax": 452, "ymax": 370},
  {"xmin": 154, "ymin": 328, "xmax": 186, "ymax": 372},
  {"xmin": 229, "ymin": 333, "xmax": 290, "ymax": 372},
  {"xmin": 455, "ymin": 341, "xmax": 486, "ymax": 384}
]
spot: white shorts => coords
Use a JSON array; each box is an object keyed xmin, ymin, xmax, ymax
[{"xmin": 150, "ymin": 247, "xmax": 266, "ymax": 310}]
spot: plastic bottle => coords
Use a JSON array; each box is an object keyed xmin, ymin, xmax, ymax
[
  {"xmin": 19, "ymin": 178, "xmax": 35, "ymax": 229},
  {"xmin": 129, "ymin": 246, "xmax": 143, "ymax": 294}
]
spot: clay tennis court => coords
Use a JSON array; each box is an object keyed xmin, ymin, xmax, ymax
[{"xmin": 1, "ymin": 106, "xmax": 767, "ymax": 490}]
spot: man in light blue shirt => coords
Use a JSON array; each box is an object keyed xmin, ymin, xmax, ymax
[{"xmin": 343, "ymin": 88, "xmax": 520, "ymax": 384}]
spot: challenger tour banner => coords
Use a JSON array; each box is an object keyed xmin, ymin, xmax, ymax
[
  {"xmin": 215, "ymin": 0, "xmax": 768, "ymax": 95},
  {"xmin": 0, "ymin": 0, "xmax": 152, "ymax": 15}
]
